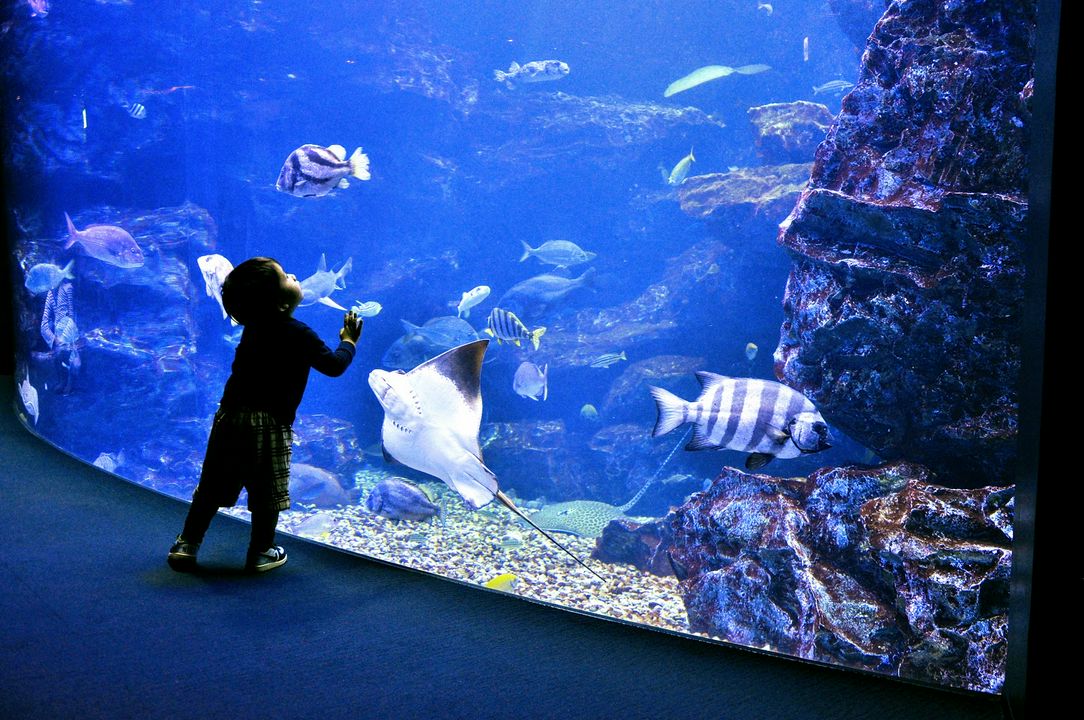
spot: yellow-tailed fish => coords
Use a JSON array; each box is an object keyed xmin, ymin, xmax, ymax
[{"xmin": 667, "ymin": 148, "xmax": 695, "ymax": 186}]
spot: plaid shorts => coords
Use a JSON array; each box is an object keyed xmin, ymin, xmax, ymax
[{"xmin": 196, "ymin": 407, "xmax": 292, "ymax": 513}]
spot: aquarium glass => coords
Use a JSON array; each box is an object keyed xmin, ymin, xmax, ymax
[{"xmin": 3, "ymin": 0, "xmax": 1045, "ymax": 695}]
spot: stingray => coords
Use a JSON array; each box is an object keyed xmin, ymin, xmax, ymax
[
  {"xmin": 528, "ymin": 474, "xmax": 657, "ymax": 539},
  {"xmin": 368, "ymin": 339, "xmax": 603, "ymax": 581}
]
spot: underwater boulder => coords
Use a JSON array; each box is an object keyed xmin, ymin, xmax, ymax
[
  {"xmin": 747, "ymin": 102, "xmax": 835, "ymax": 165},
  {"xmin": 662, "ymin": 462, "xmax": 1011, "ymax": 691},
  {"xmin": 776, "ymin": 0, "xmax": 1034, "ymax": 486},
  {"xmin": 860, "ymin": 478, "xmax": 1013, "ymax": 691},
  {"xmin": 677, "ymin": 163, "xmax": 813, "ymax": 220}
]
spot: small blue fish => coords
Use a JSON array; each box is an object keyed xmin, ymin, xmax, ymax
[
  {"xmin": 589, "ymin": 351, "xmax": 627, "ymax": 369},
  {"xmin": 366, "ymin": 477, "xmax": 440, "ymax": 523},
  {"xmin": 24, "ymin": 260, "xmax": 74, "ymax": 295},
  {"xmin": 813, "ymin": 80, "xmax": 854, "ymax": 96}
]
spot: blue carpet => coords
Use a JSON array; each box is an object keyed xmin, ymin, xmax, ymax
[{"xmin": 0, "ymin": 378, "xmax": 1005, "ymax": 720}]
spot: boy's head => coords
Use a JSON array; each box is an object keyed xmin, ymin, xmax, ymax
[{"xmin": 222, "ymin": 257, "xmax": 303, "ymax": 325}]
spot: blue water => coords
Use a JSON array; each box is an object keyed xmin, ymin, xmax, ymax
[{"xmin": 4, "ymin": 0, "xmax": 879, "ymax": 668}]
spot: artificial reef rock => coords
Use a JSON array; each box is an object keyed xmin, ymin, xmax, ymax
[
  {"xmin": 747, "ymin": 102, "xmax": 836, "ymax": 165},
  {"xmin": 595, "ymin": 461, "xmax": 1012, "ymax": 693},
  {"xmin": 776, "ymin": 0, "xmax": 1034, "ymax": 486},
  {"xmin": 678, "ymin": 163, "xmax": 813, "ymax": 220}
]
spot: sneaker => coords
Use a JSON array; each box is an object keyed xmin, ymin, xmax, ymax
[
  {"xmin": 246, "ymin": 545, "xmax": 288, "ymax": 573},
  {"xmin": 167, "ymin": 535, "xmax": 199, "ymax": 571}
]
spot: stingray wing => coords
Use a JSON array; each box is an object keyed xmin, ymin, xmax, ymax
[{"xmin": 407, "ymin": 339, "xmax": 488, "ymax": 456}]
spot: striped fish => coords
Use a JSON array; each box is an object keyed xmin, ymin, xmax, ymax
[
  {"xmin": 275, "ymin": 144, "xmax": 371, "ymax": 198},
  {"xmin": 122, "ymin": 101, "xmax": 147, "ymax": 120},
  {"xmin": 589, "ymin": 351, "xmax": 626, "ymax": 368},
  {"xmin": 484, "ymin": 308, "xmax": 546, "ymax": 350},
  {"xmin": 649, "ymin": 372, "xmax": 832, "ymax": 470}
]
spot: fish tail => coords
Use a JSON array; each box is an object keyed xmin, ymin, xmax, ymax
[
  {"xmin": 349, "ymin": 147, "xmax": 371, "ymax": 181},
  {"xmin": 530, "ymin": 326, "xmax": 546, "ymax": 351},
  {"xmin": 689, "ymin": 146, "xmax": 695, "ymax": 162},
  {"xmin": 649, "ymin": 385, "xmax": 689, "ymax": 437},
  {"xmin": 61, "ymin": 259, "xmax": 76, "ymax": 279},
  {"xmin": 519, "ymin": 240, "xmax": 534, "ymax": 262},
  {"xmin": 63, "ymin": 212, "xmax": 79, "ymax": 249},
  {"xmin": 494, "ymin": 490, "xmax": 604, "ymax": 583},
  {"xmin": 541, "ymin": 364, "xmax": 548, "ymax": 401}
]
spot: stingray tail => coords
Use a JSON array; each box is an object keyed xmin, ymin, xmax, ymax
[{"xmin": 494, "ymin": 490, "xmax": 604, "ymax": 582}]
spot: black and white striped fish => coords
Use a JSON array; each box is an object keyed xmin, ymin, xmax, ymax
[
  {"xmin": 122, "ymin": 101, "xmax": 147, "ymax": 120},
  {"xmin": 484, "ymin": 308, "xmax": 546, "ymax": 350},
  {"xmin": 275, "ymin": 144, "xmax": 371, "ymax": 198},
  {"xmin": 649, "ymin": 372, "xmax": 832, "ymax": 470}
]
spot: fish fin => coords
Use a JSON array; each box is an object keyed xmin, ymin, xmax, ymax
[
  {"xmin": 542, "ymin": 364, "xmax": 548, "ymax": 401},
  {"xmin": 335, "ymin": 257, "xmax": 353, "ymax": 286},
  {"xmin": 63, "ymin": 212, "xmax": 78, "ymax": 249},
  {"xmin": 328, "ymin": 144, "xmax": 347, "ymax": 160},
  {"xmin": 746, "ymin": 452, "xmax": 774, "ymax": 470},
  {"xmin": 349, "ymin": 147, "xmax": 371, "ymax": 181},
  {"xmin": 519, "ymin": 240, "xmax": 534, "ymax": 262},
  {"xmin": 694, "ymin": 371, "xmax": 729, "ymax": 397},
  {"xmin": 318, "ymin": 297, "xmax": 348, "ymax": 311},
  {"xmin": 317, "ymin": 253, "xmax": 328, "ymax": 272},
  {"xmin": 483, "ymin": 327, "xmax": 495, "ymax": 338},
  {"xmin": 61, "ymin": 259, "xmax": 76, "ymax": 279},
  {"xmin": 766, "ymin": 425, "xmax": 791, "ymax": 445},
  {"xmin": 648, "ymin": 385, "xmax": 688, "ymax": 437},
  {"xmin": 509, "ymin": 61, "xmax": 520, "ymax": 72},
  {"xmin": 449, "ymin": 456, "xmax": 499, "ymax": 510},
  {"xmin": 338, "ymin": 179, "xmax": 349, "ymax": 189},
  {"xmin": 666, "ymin": 550, "xmax": 689, "ymax": 581},
  {"xmin": 494, "ymin": 490, "xmax": 604, "ymax": 582},
  {"xmin": 577, "ymin": 266, "xmax": 597, "ymax": 288},
  {"xmin": 685, "ymin": 426, "xmax": 717, "ymax": 451},
  {"xmin": 689, "ymin": 146, "xmax": 696, "ymax": 162},
  {"xmin": 530, "ymin": 327, "xmax": 546, "ymax": 351}
]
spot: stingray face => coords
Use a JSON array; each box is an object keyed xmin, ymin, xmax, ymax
[{"xmin": 368, "ymin": 369, "xmax": 420, "ymax": 424}]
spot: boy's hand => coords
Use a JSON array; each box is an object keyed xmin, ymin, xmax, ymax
[{"xmin": 340, "ymin": 311, "xmax": 362, "ymax": 345}]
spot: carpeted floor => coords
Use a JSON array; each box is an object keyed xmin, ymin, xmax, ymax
[{"xmin": 0, "ymin": 378, "xmax": 1006, "ymax": 720}]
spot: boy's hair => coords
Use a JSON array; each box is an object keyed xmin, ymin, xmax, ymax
[{"xmin": 222, "ymin": 257, "xmax": 288, "ymax": 325}]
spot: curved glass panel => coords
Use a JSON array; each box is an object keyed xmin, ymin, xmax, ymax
[{"xmin": 3, "ymin": 0, "xmax": 1047, "ymax": 695}]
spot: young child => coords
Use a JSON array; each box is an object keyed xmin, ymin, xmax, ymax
[{"xmin": 168, "ymin": 257, "xmax": 362, "ymax": 572}]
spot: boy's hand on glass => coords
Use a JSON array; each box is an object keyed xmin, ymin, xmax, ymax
[{"xmin": 340, "ymin": 311, "xmax": 362, "ymax": 345}]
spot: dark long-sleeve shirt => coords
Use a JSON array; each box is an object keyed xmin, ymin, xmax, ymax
[{"xmin": 219, "ymin": 316, "xmax": 356, "ymax": 425}]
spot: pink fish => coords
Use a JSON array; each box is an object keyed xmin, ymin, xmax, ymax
[
  {"xmin": 64, "ymin": 212, "xmax": 145, "ymax": 268},
  {"xmin": 27, "ymin": 0, "xmax": 49, "ymax": 18}
]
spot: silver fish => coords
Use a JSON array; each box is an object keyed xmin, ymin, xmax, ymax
[
  {"xmin": 24, "ymin": 260, "xmax": 74, "ymax": 295},
  {"xmin": 519, "ymin": 240, "xmax": 596, "ymax": 269},
  {"xmin": 64, "ymin": 212, "xmax": 144, "ymax": 268},
  {"xmin": 493, "ymin": 60, "xmax": 570, "ymax": 89},
  {"xmin": 289, "ymin": 463, "xmax": 355, "ymax": 507},
  {"xmin": 812, "ymin": 80, "xmax": 854, "ymax": 95},
  {"xmin": 366, "ymin": 477, "xmax": 440, "ymax": 523},
  {"xmin": 92, "ymin": 451, "xmax": 125, "ymax": 473},
  {"xmin": 498, "ymin": 267, "xmax": 596, "ymax": 320},
  {"xmin": 299, "ymin": 253, "xmax": 352, "ymax": 310},
  {"xmin": 196, "ymin": 254, "xmax": 234, "ymax": 322},
  {"xmin": 275, "ymin": 144, "xmax": 370, "ymax": 198},
  {"xmin": 55, "ymin": 316, "xmax": 79, "ymax": 347},
  {"xmin": 456, "ymin": 285, "xmax": 491, "ymax": 318},
  {"xmin": 650, "ymin": 372, "xmax": 833, "ymax": 470},
  {"xmin": 667, "ymin": 148, "xmax": 695, "ymax": 186},
  {"xmin": 484, "ymin": 308, "xmax": 546, "ymax": 350},
  {"xmin": 589, "ymin": 351, "xmax": 626, "ymax": 369},
  {"xmin": 513, "ymin": 361, "xmax": 548, "ymax": 401},
  {"xmin": 18, "ymin": 370, "xmax": 39, "ymax": 425},
  {"xmin": 351, "ymin": 300, "xmax": 383, "ymax": 317}
]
